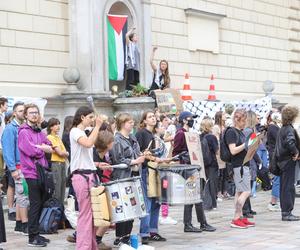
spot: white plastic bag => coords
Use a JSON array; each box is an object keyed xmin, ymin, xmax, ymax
[{"xmin": 64, "ymin": 195, "xmax": 78, "ymax": 229}]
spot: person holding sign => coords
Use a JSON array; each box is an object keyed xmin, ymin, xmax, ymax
[
  {"xmin": 173, "ymin": 111, "xmax": 216, "ymax": 233},
  {"xmin": 242, "ymin": 111, "xmax": 262, "ymax": 218},
  {"xmin": 149, "ymin": 47, "xmax": 170, "ymax": 91},
  {"xmin": 224, "ymin": 109, "xmax": 255, "ymax": 229}
]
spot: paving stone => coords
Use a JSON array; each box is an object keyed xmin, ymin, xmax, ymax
[{"xmin": 2, "ymin": 190, "xmax": 300, "ymax": 249}]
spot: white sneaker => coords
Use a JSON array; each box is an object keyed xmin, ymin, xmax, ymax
[
  {"xmin": 217, "ymin": 197, "xmax": 223, "ymax": 202},
  {"xmin": 159, "ymin": 216, "xmax": 178, "ymax": 225},
  {"xmin": 268, "ymin": 203, "xmax": 281, "ymax": 212}
]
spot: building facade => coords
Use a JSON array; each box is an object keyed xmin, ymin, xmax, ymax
[{"xmin": 0, "ymin": 0, "xmax": 299, "ymax": 118}]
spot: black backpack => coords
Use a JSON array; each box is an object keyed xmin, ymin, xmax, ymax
[
  {"xmin": 220, "ymin": 127, "xmax": 238, "ymax": 163},
  {"xmin": 200, "ymin": 134, "xmax": 213, "ymax": 167}
]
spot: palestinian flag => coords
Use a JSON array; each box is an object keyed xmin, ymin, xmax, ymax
[
  {"xmin": 247, "ymin": 133, "xmax": 257, "ymax": 147},
  {"xmin": 107, "ymin": 14, "xmax": 128, "ymax": 81}
]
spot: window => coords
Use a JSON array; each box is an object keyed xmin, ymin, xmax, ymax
[{"xmin": 184, "ymin": 8, "xmax": 225, "ymax": 54}]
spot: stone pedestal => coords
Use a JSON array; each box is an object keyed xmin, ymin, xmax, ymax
[
  {"xmin": 113, "ymin": 96, "xmax": 155, "ymax": 121},
  {"xmin": 45, "ymin": 94, "xmax": 155, "ymax": 124},
  {"xmin": 45, "ymin": 93, "xmax": 115, "ymax": 123}
]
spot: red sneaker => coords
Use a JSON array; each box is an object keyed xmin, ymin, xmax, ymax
[
  {"xmin": 241, "ymin": 218, "xmax": 255, "ymax": 227},
  {"xmin": 230, "ymin": 219, "xmax": 248, "ymax": 229}
]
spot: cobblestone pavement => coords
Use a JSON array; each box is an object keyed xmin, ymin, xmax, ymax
[{"xmin": 1, "ymin": 190, "xmax": 300, "ymax": 250}]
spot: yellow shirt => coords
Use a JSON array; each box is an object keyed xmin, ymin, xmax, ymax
[{"xmin": 47, "ymin": 134, "xmax": 66, "ymax": 163}]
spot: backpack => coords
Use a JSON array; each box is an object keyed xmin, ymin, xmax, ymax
[
  {"xmin": 220, "ymin": 127, "xmax": 238, "ymax": 163},
  {"xmin": 39, "ymin": 207, "xmax": 61, "ymax": 234},
  {"xmin": 200, "ymin": 134, "xmax": 213, "ymax": 167},
  {"xmin": 39, "ymin": 198, "xmax": 64, "ymax": 234},
  {"xmin": 36, "ymin": 163, "xmax": 55, "ymax": 197}
]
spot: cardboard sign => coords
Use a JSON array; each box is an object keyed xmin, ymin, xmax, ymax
[
  {"xmin": 184, "ymin": 132, "xmax": 206, "ymax": 180},
  {"xmin": 155, "ymin": 88, "xmax": 183, "ymax": 114}
]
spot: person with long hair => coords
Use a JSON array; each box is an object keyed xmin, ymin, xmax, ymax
[
  {"xmin": 149, "ymin": 47, "xmax": 170, "ymax": 91},
  {"xmin": 153, "ymin": 121, "xmax": 177, "ymax": 225},
  {"xmin": 212, "ymin": 111, "xmax": 229, "ymax": 200},
  {"xmin": 266, "ymin": 111, "xmax": 281, "ymax": 211},
  {"xmin": 225, "ymin": 109, "xmax": 255, "ymax": 229},
  {"xmin": 276, "ymin": 106, "xmax": 300, "ymax": 221},
  {"xmin": 241, "ymin": 111, "xmax": 261, "ymax": 219},
  {"xmin": 70, "ymin": 106, "xmax": 103, "ymax": 250},
  {"xmin": 62, "ymin": 116, "xmax": 74, "ymax": 162},
  {"xmin": 136, "ymin": 111, "xmax": 167, "ymax": 244},
  {"xmin": 200, "ymin": 117, "xmax": 219, "ymax": 210},
  {"xmin": 47, "ymin": 118, "xmax": 69, "ymax": 204},
  {"xmin": 110, "ymin": 113, "xmax": 145, "ymax": 247}
]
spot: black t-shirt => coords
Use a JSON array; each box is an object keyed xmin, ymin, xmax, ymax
[
  {"xmin": 266, "ymin": 124, "xmax": 279, "ymax": 154},
  {"xmin": 93, "ymin": 148, "xmax": 110, "ymax": 179},
  {"xmin": 200, "ymin": 133, "xmax": 219, "ymax": 168},
  {"xmin": 136, "ymin": 128, "xmax": 155, "ymax": 168},
  {"xmin": 62, "ymin": 132, "xmax": 71, "ymax": 162},
  {"xmin": 225, "ymin": 127, "xmax": 249, "ymax": 168},
  {"xmin": 136, "ymin": 128, "xmax": 155, "ymax": 152}
]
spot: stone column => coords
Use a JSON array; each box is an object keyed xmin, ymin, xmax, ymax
[
  {"xmin": 68, "ymin": 0, "xmax": 107, "ymax": 94},
  {"xmin": 141, "ymin": 0, "xmax": 152, "ymax": 88},
  {"xmin": 67, "ymin": 0, "xmax": 152, "ymax": 94}
]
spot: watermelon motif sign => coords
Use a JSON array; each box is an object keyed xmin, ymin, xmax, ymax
[{"xmin": 243, "ymin": 132, "xmax": 265, "ymax": 165}]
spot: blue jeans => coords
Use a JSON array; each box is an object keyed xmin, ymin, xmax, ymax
[
  {"xmin": 272, "ymin": 176, "xmax": 280, "ymax": 199},
  {"xmin": 139, "ymin": 167, "xmax": 160, "ymax": 237},
  {"xmin": 251, "ymin": 181, "xmax": 257, "ymax": 197}
]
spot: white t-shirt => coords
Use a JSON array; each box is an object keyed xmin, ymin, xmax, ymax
[{"xmin": 70, "ymin": 127, "xmax": 96, "ymax": 173}]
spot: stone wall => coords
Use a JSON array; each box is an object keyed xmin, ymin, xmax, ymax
[
  {"xmin": 150, "ymin": 0, "xmax": 297, "ymax": 104},
  {"xmin": 0, "ymin": 0, "xmax": 299, "ymax": 107},
  {"xmin": 0, "ymin": 0, "xmax": 69, "ymax": 97}
]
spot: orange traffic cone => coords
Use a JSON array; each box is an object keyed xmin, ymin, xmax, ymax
[
  {"xmin": 207, "ymin": 74, "xmax": 216, "ymax": 101},
  {"xmin": 181, "ymin": 73, "xmax": 192, "ymax": 101}
]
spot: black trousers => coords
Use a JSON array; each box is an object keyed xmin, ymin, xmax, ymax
[
  {"xmin": 242, "ymin": 180, "xmax": 253, "ymax": 215},
  {"xmin": 126, "ymin": 69, "xmax": 139, "ymax": 90},
  {"xmin": 116, "ymin": 220, "xmax": 133, "ymax": 238},
  {"xmin": 0, "ymin": 196, "xmax": 6, "ymax": 243},
  {"xmin": 205, "ymin": 167, "xmax": 218, "ymax": 209},
  {"xmin": 218, "ymin": 168, "xmax": 228, "ymax": 194},
  {"xmin": 280, "ymin": 161, "xmax": 296, "ymax": 215},
  {"xmin": 26, "ymin": 179, "xmax": 46, "ymax": 240},
  {"xmin": 183, "ymin": 202, "xmax": 207, "ymax": 225}
]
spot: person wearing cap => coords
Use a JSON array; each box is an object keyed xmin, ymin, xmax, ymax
[{"xmin": 173, "ymin": 111, "xmax": 216, "ymax": 233}]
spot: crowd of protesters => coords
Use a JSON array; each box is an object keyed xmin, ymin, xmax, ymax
[
  {"xmin": 1, "ymin": 32, "xmax": 300, "ymax": 249},
  {"xmin": 0, "ymin": 91, "xmax": 299, "ymax": 249}
]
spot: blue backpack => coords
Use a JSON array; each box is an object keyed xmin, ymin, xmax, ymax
[
  {"xmin": 39, "ymin": 207, "xmax": 61, "ymax": 234},
  {"xmin": 39, "ymin": 198, "xmax": 64, "ymax": 234}
]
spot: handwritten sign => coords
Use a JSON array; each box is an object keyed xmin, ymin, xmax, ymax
[
  {"xmin": 243, "ymin": 132, "xmax": 265, "ymax": 165},
  {"xmin": 184, "ymin": 132, "xmax": 206, "ymax": 180},
  {"xmin": 155, "ymin": 88, "xmax": 183, "ymax": 114}
]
